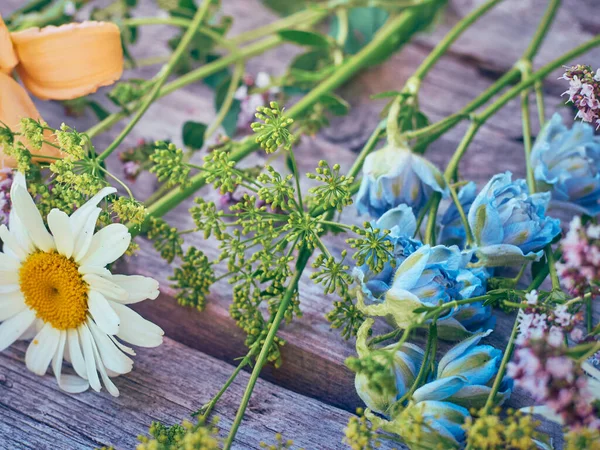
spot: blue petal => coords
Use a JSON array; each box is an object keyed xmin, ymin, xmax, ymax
[
  {"xmin": 437, "ymin": 330, "xmax": 493, "ymax": 377},
  {"xmin": 376, "ymin": 204, "xmax": 417, "ymax": 237},
  {"xmin": 412, "ymin": 376, "xmax": 467, "ymax": 402}
]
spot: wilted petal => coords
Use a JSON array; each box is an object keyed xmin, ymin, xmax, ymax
[{"xmin": 11, "ymin": 21, "xmax": 123, "ymax": 100}]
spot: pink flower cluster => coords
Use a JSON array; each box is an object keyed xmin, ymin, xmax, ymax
[
  {"xmin": 508, "ymin": 338, "xmax": 599, "ymax": 429},
  {"xmin": 561, "ymin": 65, "xmax": 600, "ymax": 128},
  {"xmin": 0, "ymin": 168, "xmax": 14, "ymax": 225},
  {"xmin": 515, "ymin": 290, "xmax": 583, "ymax": 346},
  {"xmin": 556, "ymin": 216, "xmax": 600, "ymax": 297}
]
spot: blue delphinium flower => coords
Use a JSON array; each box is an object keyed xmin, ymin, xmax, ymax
[
  {"xmin": 356, "ymin": 142, "xmax": 447, "ymax": 218},
  {"xmin": 468, "ymin": 171, "xmax": 560, "ymax": 267},
  {"xmin": 531, "ymin": 112, "xmax": 600, "ymax": 215},
  {"xmin": 354, "ymin": 242, "xmax": 492, "ymax": 341},
  {"xmin": 354, "ymin": 319, "xmax": 424, "ymax": 416},
  {"xmin": 438, "ymin": 181, "xmax": 477, "ymax": 248},
  {"xmin": 366, "ymin": 332, "xmax": 511, "ymax": 449}
]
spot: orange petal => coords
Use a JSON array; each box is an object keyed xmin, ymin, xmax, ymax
[
  {"xmin": 0, "ymin": 15, "xmax": 18, "ymax": 74},
  {"xmin": 11, "ymin": 21, "xmax": 123, "ymax": 100},
  {"xmin": 0, "ymin": 72, "xmax": 61, "ymax": 167}
]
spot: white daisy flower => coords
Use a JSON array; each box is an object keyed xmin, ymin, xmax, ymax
[{"xmin": 0, "ymin": 173, "xmax": 162, "ymax": 396}]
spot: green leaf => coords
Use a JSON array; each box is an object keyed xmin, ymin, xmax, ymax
[
  {"xmin": 278, "ymin": 30, "xmax": 331, "ymax": 48},
  {"xmin": 261, "ymin": 0, "xmax": 307, "ymax": 16},
  {"xmin": 330, "ymin": 7, "xmax": 389, "ymax": 55},
  {"xmin": 320, "ymin": 93, "xmax": 350, "ymax": 116},
  {"xmin": 182, "ymin": 121, "xmax": 207, "ymax": 150}
]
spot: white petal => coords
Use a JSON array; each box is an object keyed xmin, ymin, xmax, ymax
[
  {"xmin": 66, "ymin": 328, "xmax": 87, "ymax": 380},
  {"xmin": 79, "ymin": 224, "xmax": 131, "ymax": 268},
  {"xmin": 70, "ymin": 187, "xmax": 116, "ymax": 234},
  {"xmin": 0, "ymin": 308, "xmax": 36, "ymax": 351},
  {"xmin": 87, "ymin": 319, "xmax": 133, "ymax": 375},
  {"xmin": 111, "ymin": 302, "xmax": 163, "ymax": 348},
  {"xmin": 83, "ymin": 274, "xmax": 128, "ymax": 301},
  {"xmin": 26, "ymin": 323, "xmax": 60, "ymax": 375},
  {"xmin": 0, "ymin": 252, "xmax": 20, "ymax": 271},
  {"xmin": 0, "ymin": 224, "xmax": 28, "ymax": 261},
  {"xmin": 47, "ymin": 209, "xmax": 74, "ymax": 258},
  {"xmin": 0, "ymin": 284, "xmax": 19, "ymax": 294},
  {"xmin": 11, "ymin": 175, "xmax": 55, "ymax": 252},
  {"xmin": 78, "ymin": 265, "xmax": 112, "ymax": 277},
  {"xmin": 0, "ymin": 269, "xmax": 19, "ymax": 285},
  {"xmin": 89, "ymin": 334, "xmax": 119, "ymax": 397},
  {"xmin": 0, "ymin": 291, "xmax": 26, "ymax": 321},
  {"xmin": 72, "ymin": 207, "xmax": 101, "ymax": 262},
  {"xmin": 88, "ymin": 291, "xmax": 120, "ymax": 335},
  {"xmin": 19, "ymin": 320, "xmax": 39, "ymax": 341},
  {"xmin": 52, "ymin": 331, "xmax": 89, "ymax": 394},
  {"xmin": 78, "ymin": 324, "xmax": 101, "ymax": 392},
  {"xmin": 111, "ymin": 274, "xmax": 159, "ymax": 304},
  {"xmin": 109, "ymin": 334, "xmax": 136, "ymax": 356},
  {"xmin": 8, "ymin": 196, "xmax": 34, "ymax": 254}
]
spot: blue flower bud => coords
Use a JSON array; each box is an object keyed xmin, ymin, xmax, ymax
[
  {"xmin": 468, "ymin": 171, "xmax": 560, "ymax": 266},
  {"xmin": 356, "ymin": 143, "xmax": 447, "ymax": 218},
  {"xmin": 531, "ymin": 113, "xmax": 600, "ymax": 215},
  {"xmin": 354, "ymin": 319, "xmax": 424, "ymax": 416}
]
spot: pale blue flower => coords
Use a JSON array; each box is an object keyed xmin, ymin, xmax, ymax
[
  {"xmin": 439, "ymin": 181, "xmax": 477, "ymax": 248},
  {"xmin": 354, "ymin": 319, "xmax": 424, "ymax": 416},
  {"xmin": 531, "ymin": 113, "xmax": 600, "ymax": 215},
  {"xmin": 468, "ymin": 171, "xmax": 561, "ymax": 267},
  {"xmin": 356, "ymin": 143, "xmax": 447, "ymax": 218},
  {"xmin": 402, "ymin": 332, "xmax": 511, "ymax": 446},
  {"xmin": 354, "ymin": 241, "xmax": 492, "ymax": 341}
]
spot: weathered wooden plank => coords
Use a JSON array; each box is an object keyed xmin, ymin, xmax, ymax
[
  {"xmin": 0, "ymin": 0, "xmax": 598, "ymax": 447},
  {"xmin": 0, "ymin": 338, "xmax": 375, "ymax": 450}
]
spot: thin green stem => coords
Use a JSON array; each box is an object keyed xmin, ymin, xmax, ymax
[
  {"xmin": 586, "ymin": 296, "xmax": 593, "ymax": 333},
  {"xmin": 519, "ymin": 61, "xmax": 536, "ymax": 193},
  {"xmin": 412, "ymin": 0, "xmax": 504, "ymax": 80},
  {"xmin": 288, "ymin": 150, "xmax": 304, "ymax": 210},
  {"xmin": 97, "ymin": 1, "xmax": 213, "ymax": 162},
  {"xmin": 142, "ymin": 6, "xmax": 438, "ymax": 227},
  {"xmin": 483, "ymin": 266, "xmax": 550, "ymax": 413},
  {"xmin": 204, "ymin": 60, "xmax": 245, "ymax": 140},
  {"xmin": 445, "ymin": 176, "xmax": 474, "ymax": 247},
  {"xmin": 424, "ymin": 192, "xmax": 441, "ymax": 245},
  {"xmin": 194, "ymin": 349, "xmax": 257, "ymax": 419},
  {"xmin": 398, "ymin": 320, "xmax": 437, "ymax": 404},
  {"xmin": 534, "ymin": 81, "xmax": 546, "ymax": 125},
  {"xmin": 444, "ymin": 120, "xmax": 481, "ymax": 180},
  {"xmin": 521, "ymin": 0, "xmax": 561, "ymax": 61},
  {"xmin": 224, "ymin": 253, "xmax": 308, "ymax": 449}
]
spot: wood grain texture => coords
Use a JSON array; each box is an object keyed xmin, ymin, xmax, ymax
[
  {"xmin": 0, "ymin": 338, "xmax": 376, "ymax": 450},
  {"xmin": 0, "ymin": 0, "xmax": 599, "ymax": 448}
]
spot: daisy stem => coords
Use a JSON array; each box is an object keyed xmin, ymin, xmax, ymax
[
  {"xmin": 224, "ymin": 249, "xmax": 309, "ymax": 450},
  {"xmin": 446, "ymin": 175, "xmax": 474, "ymax": 247},
  {"xmin": 96, "ymin": 1, "xmax": 213, "ymax": 163}
]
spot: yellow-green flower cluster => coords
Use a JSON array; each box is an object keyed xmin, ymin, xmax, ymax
[{"xmin": 343, "ymin": 409, "xmax": 383, "ymax": 450}]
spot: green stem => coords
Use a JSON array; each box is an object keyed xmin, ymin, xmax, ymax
[
  {"xmin": 142, "ymin": 6, "xmax": 439, "ymax": 226},
  {"xmin": 398, "ymin": 320, "xmax": 437, "ymax": 404},
  {"xmin": 519, "ymin": 60, "xmax": 536, "ymax": 192},
  {"xmin": 483, "ymin": 266, "xmax": 549, "ymax": 413},
  {"xmin": 423, "ymin": 192, "xmax": 441, "ymax": 245},
  {"xmin": 521, "ymin": 0, "xmax": 562, "ymax": 61},
  {"xmin": 224, "ymin": 253, "xmax": 308, "ymax": 449},
  {"xmin": 193, "ymin": 349, "xmax": 257, "ymax": 419},
  {"xmin": 412, "ymin": 0, "xmax": 505, "ymax": 80},
  {"xmin": 96, "ymin": 1, "xmax": 213, "ymax": 162},
  {"xmin": 204, "ymin": 60, "xmax": 245, "ymax": 141},
  {"xmin": 586, "ymin": 296, "xmax": 593, "ymax": 334},
  {"xmin": 444, "ymin": 120, "xmax": 481, "ymax": 180},
  {"xmin": 445, "ymin": 176, "xmax": 474, "ymax": 247}
]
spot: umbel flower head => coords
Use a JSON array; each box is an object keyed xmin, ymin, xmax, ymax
[
  {"xmin": 468, "ymin": 171, "xmax": 560, "ymax": 267},
  {"xmin": 354, "ymin": 206, "xmax": 492, "ymax": 341},
  {"xmin": 355, "ymin": 142, "xmax": 447, "ymax": 219},
  {"xmin": 0, "ymin": 173, "xmax": 162, "ymax": 396},
  {"xmin": 531, "ymin": 113, "xmax": 600, "ymax": 215},
  {"xmin": 0, "ymin": 15, "xmax": 123, "ymax": 168}
]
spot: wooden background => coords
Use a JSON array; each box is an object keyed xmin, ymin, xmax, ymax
[{"xmin": 1, "ymin": 0, "xmax": 599, "ymax": 448}]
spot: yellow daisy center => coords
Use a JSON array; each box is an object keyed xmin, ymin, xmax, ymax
[{"xmin": 19, "ymin": 251, "xmax": 89, "ymax": 330}]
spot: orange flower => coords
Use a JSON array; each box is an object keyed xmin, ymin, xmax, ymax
[{"xmin": 0, "ymin": 14, "xmax": 123, "ymax": 168}]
